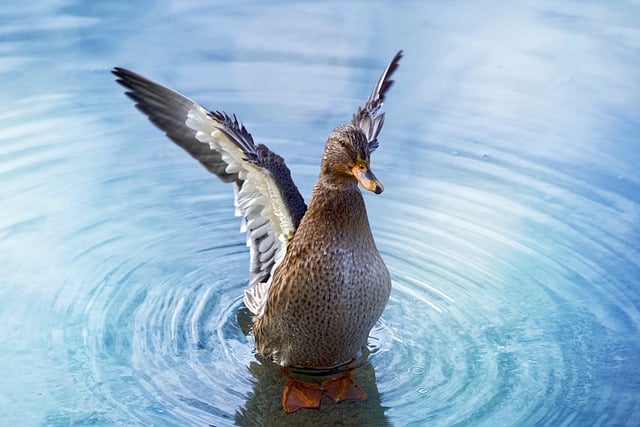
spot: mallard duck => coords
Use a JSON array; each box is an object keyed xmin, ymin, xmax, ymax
[{"xmin": 113, "ymin": 50, "xmax": 402, "ymax": 412}]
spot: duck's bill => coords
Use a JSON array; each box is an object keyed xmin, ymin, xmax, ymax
[{"xmin": 353, "ymin": 165, "xmax": 384, "ymax": 194}]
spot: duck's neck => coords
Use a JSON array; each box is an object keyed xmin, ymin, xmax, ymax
[{"xmin": 304, "ymin": 179, "xmax": 372, "ymax": 236}]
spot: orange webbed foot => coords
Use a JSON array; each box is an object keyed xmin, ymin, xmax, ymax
[
  {"xmin": 321, "ymin": 371, "xmax": 368, "ymax": 402},
  {"xmin": 281, "ymin": 368, "xmax": 324, "ymax": 413}
]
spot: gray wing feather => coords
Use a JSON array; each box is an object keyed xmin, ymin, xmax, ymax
[
  {"xmin": 113, "ymin": 67, "xmax": 235, "ymax": 181},
  {"xmin": 113, "ymin": 67, "xmax": 307, "ymax": 314},
  {"xmin": 351, "ymin": 50, "xmax": 403, "ymax": 152}
]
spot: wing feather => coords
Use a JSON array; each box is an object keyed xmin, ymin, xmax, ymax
[
  {"xmin": 351, "ymin": 50, "xmax": 403, "ymax": 152},
  {"xmin": 112, "ymin": 67, "xmax": 307, "ymax": 314}
]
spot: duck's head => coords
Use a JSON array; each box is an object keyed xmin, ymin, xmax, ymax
[{"xmin": 320, "ymin": 124, "xmax": 384, "ymax": 194}]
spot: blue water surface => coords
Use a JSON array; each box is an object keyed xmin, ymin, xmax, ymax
[{"xmin": 1, "ymin": 1, "xmax": 639, "ymax": 426}]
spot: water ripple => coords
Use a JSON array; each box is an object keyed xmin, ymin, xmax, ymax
[
  {"xmin": 2, "ymin": 3, "xmax": 639, "ymax": 424},
  {"xmin": 365, "ymin": 141, "xmax": 640, "ymax": 425},
  {"xmin": 3, "ymin": 103, "xmax": 638, "ymax": 425}
]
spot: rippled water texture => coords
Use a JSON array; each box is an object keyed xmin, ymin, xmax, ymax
[{"xmin": 2, "ymin": 1, "xmax": 639, "ymax": 426}]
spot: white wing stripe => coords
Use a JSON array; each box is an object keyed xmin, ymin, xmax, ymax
[
  {"xmin": 186, "ymin": 107, "xmax": 295, "ymax": 315},
  {"xmin": 113, "ymin": 67, "xmax": 305, "ymax": 318}
]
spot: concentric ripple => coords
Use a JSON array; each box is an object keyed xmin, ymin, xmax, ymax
[
  {"xmin": 38, "ymin": 134, "xmax": 635, "ymax": 426},
  {"xmin": 2, "ymin": 1, "xmax": 640, "ymax": 426},
  {"xmin": 365, "ymin": 137, "xmax": 640, "ymax": 425},
  {"xmin": 3, "ymin": 106, "xmax": 639, "ymax": 426}
]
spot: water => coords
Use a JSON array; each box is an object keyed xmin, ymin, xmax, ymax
[{"xmin": 1, "ymin": 1, "xmax": 639, "ymax": 425}]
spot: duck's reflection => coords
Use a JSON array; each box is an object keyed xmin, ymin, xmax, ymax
[
  {"xmin": 235, "ymin": 356, "xmax": 388, "ymax": 426},
  {"xmin": 234, "ymin": 309, "xmax": 389, "ymax": 426}
]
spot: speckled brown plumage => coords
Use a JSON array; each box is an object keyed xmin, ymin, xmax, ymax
[
  {"xmin": 113, "ymin": 51, "xmax": 402, "ymax": 411},
  {"xmin": 254, "ymin": 125, "xmax": 391, "ymax": 368}
]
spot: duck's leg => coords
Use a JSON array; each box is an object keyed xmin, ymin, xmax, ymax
[
  {"xmin": 280, "ymin": 367, "xmax": 324, "ymax": 413},
  {"xmin": 321, "ymin": 370, "xmax": 367, "ymax": 402}
]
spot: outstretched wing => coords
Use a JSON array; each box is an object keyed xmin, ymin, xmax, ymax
[
  {"xmin": 112, "ymin": 67, "xmax": 307, "ymax": 314},
  {"xmin": 351, "ymin": 50, "xmax": 403, "ymax": 153}
]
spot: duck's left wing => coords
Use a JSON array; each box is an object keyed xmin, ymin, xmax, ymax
[
  {"xmin": 112, "ymin": 68, "xmax": 307, "ymax": 314},
  {"xmin": 351, "ymin": 50, "xmax": 403, "ymax": 153}
]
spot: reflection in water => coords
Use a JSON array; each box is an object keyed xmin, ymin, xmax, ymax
[
  {"xmin": 234, "ymin": 310, "xmax": 388, "ymax": 425},
  {"xmin": 236, "ymin": 354, "xmax": 388, "ymax": 426},
  {"xmin": 1, "ymin": 0, "xmax": 639, "ymax": 426}
]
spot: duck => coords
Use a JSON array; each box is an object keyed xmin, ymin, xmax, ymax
[{"xmin": 112, "ymin": 50, "xmax": 402, "ymax": 413}]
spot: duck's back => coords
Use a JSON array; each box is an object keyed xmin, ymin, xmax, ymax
[{"xmin": 253, "ymin": 185, "xmax": 391, "ymax": 368}]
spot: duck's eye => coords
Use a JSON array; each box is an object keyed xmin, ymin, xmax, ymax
[{"xmin": 358, "ymin": 162, "xmax": 366, "ymax": 170}]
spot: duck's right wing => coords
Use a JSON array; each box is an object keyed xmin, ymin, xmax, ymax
[{"xmin": 112, "ymin": 67, "xmax": 307, "ymax": 314}]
